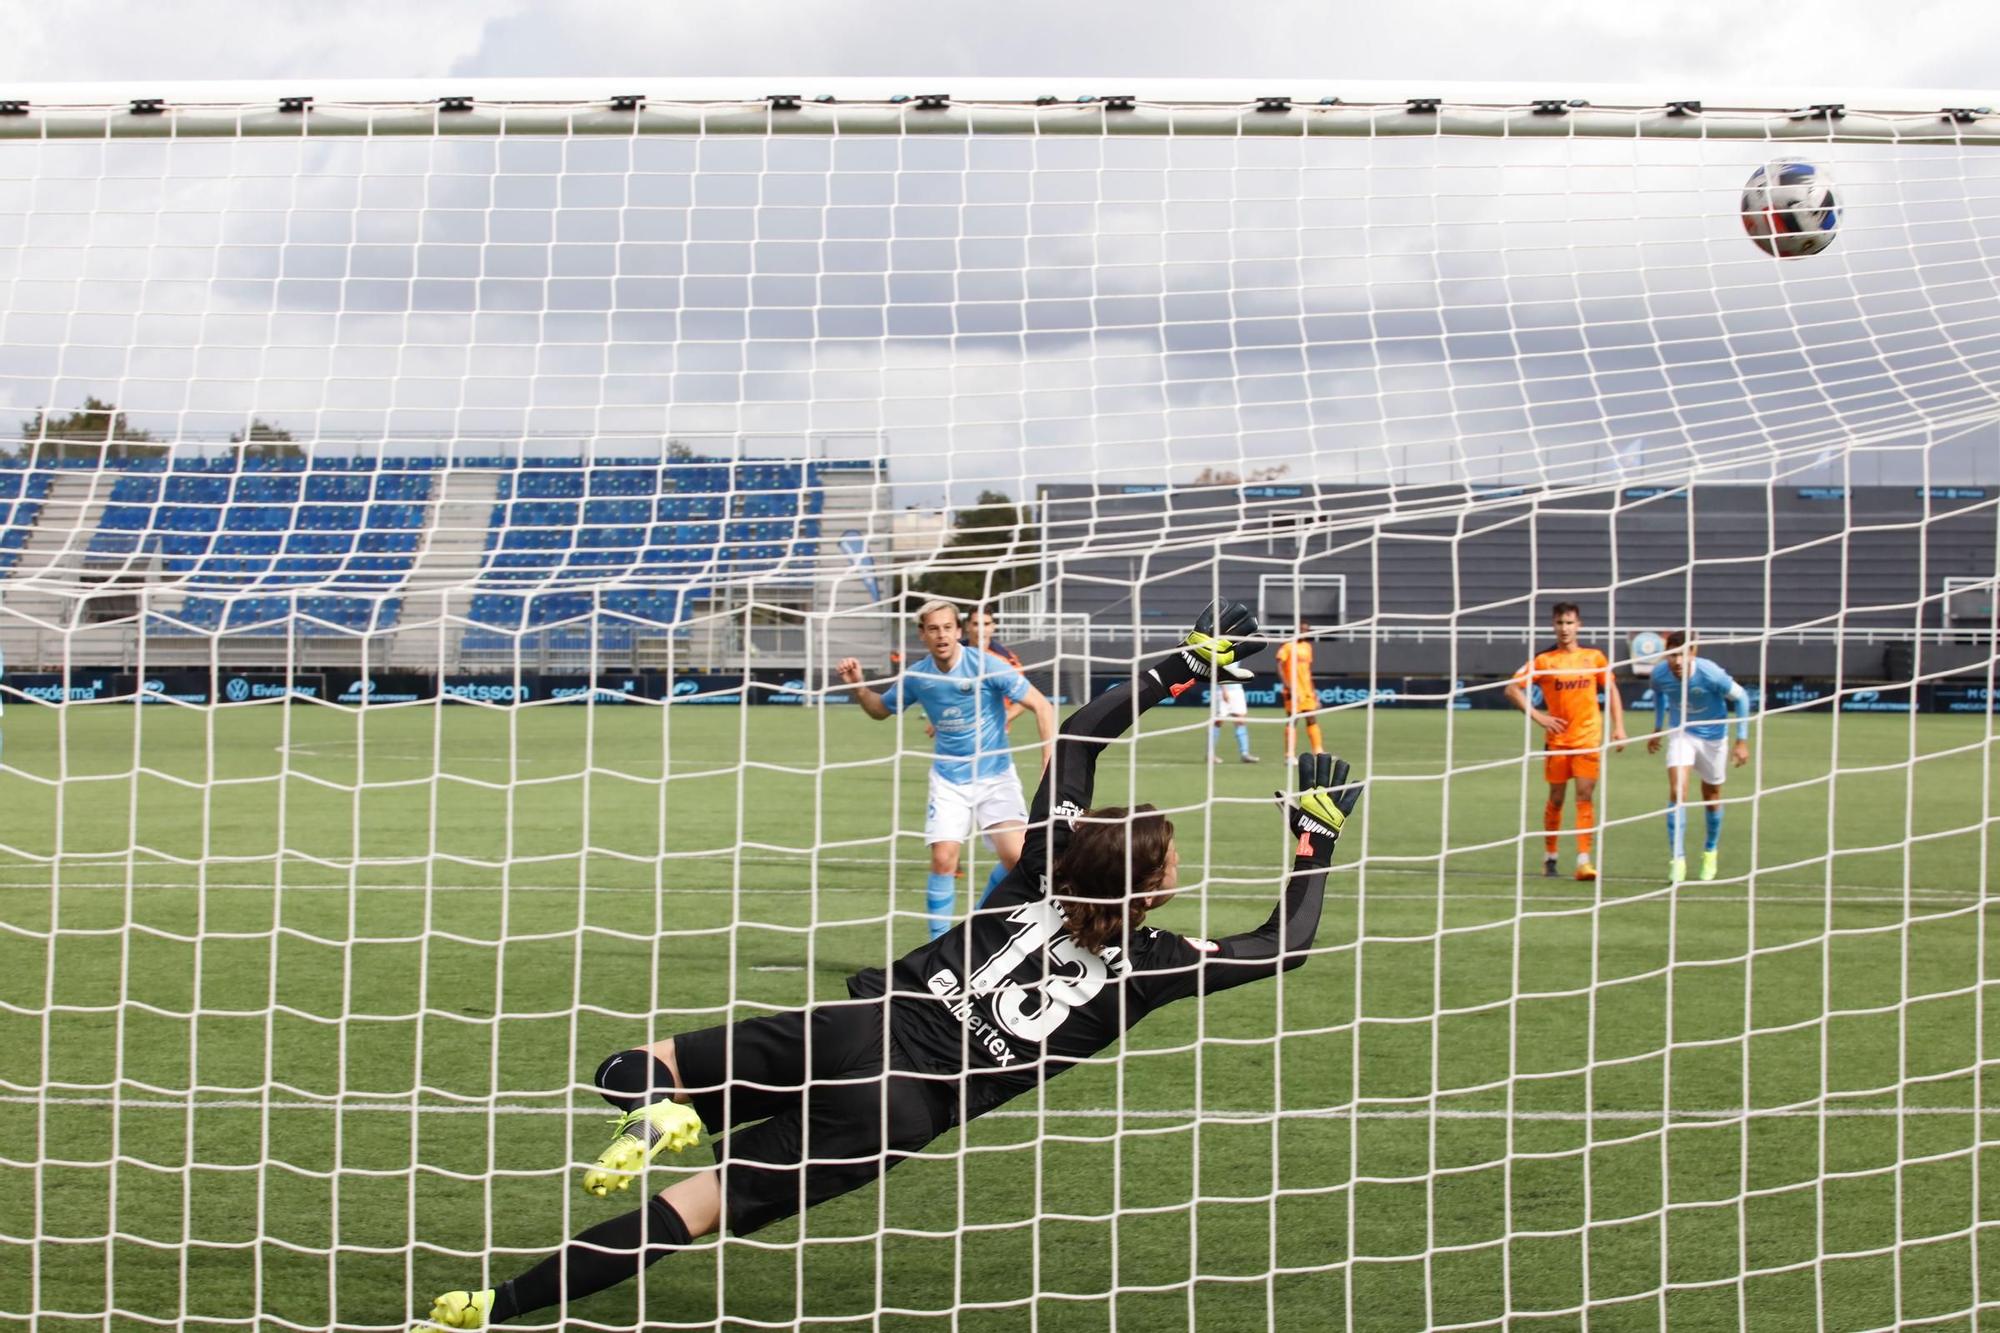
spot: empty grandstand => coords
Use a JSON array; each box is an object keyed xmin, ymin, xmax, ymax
[
  {"xmin": 0, "ymin": 443, "xmax": 890, "ymax": 677},
  {"xmin": 1036, "ymin": 479, "xmax": 2000, "ymax": 683}
]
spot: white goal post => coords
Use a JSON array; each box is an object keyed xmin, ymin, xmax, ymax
[{"xmin": 1, "ymin": 82, "xmax": 1998, "ymax": 1333}]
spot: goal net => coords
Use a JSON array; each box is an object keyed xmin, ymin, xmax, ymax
[{"xmin": 1, "ymin": 84, "xmax": 1997, "ymax": 1330}]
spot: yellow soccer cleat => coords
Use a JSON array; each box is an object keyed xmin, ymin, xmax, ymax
[
  {"xmin": 1700, "ymin": 849, "xmax": 1718, "ymax": 881},
  {"xmin": 1669, "ymin": 857, "xmax": 1686, "ymax": 884},
  {"xmin": 583, "ymin": 1100, "xmax": 704, "ymax": 1198},
  {"xmin": 417, "ymin": 1289, "xmax": 493, "ymax": 1330}
]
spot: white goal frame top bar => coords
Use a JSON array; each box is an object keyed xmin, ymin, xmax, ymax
[{"xmin": 1, "ymin": 78, "xmax": 1997, "ymax": 144}]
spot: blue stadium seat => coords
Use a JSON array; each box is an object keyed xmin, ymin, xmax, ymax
[
  {"xmin": 0, "ymin": 476, "xmax": 45, "ymax": 565},
  {"xmin": 303, "ymin": 474, "xmax": 372, "ymax": 502},
  {"xmin": 17, "ymin": 451, "xmax": 824, "ymax": 632},
  {"xmin": 517, "ymin": 471, "xmax": 586, "ymax": 499}
]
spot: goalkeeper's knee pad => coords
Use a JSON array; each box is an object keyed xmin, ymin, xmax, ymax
[{"xmin": 594, "ymin": 1049, "xmax": 677, "ymax": 1113}]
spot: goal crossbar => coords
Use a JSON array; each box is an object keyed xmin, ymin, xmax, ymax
[{"xmin": 4, "ymin": 88, "xmax": 2000, "ymax": 146}]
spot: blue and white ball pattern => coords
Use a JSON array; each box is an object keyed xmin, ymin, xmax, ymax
[{"xmin": 1741, "ymin": 158, "xmax": 1840, "ymax": 258}]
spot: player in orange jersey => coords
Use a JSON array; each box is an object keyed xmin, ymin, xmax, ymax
[
  {"xmin": 1275, "ymin": 620, "xmax": 1324, "ymax": 760},
  {"xmin": 1504, "ymin": 601, "xmax": 1627, "ymax": 881}
]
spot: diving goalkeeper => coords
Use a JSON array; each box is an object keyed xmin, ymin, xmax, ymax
[{"xmin": 414, "ymin": 602, "xmax": 1365, "ymax": 1329}]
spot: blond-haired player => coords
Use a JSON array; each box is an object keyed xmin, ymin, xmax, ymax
[{"xmin": 838, "ymin": 601, "xmax": 1055, "ymax": 937}]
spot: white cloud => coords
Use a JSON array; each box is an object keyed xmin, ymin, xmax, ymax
[
  {"xmin": 5, "ymin": 0, "xmax": 1999, "ymax": 506},
  {"xmin": 3, "ymin": 1, "xmax": 510, "ymax": 83},
  {"xmin": 5, "ymin": 0, "xmax": 2000, "ymax": 93}
]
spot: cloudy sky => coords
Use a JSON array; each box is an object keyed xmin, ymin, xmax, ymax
[
  {"xmin": 5, "ymin": 0, "xmax": 1999, "ymax": 92},
  {"xmin": 2, "ymin": 2, "xmax": 1997, "ymax": 506}
]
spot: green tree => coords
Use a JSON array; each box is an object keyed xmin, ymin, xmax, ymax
[
  {"xmin": 19, "ymin": 397, "xmax": 163, "ymax": 462},
  {"xmin": 230, "ymin": 418, "xmax": 302, "ymax": 461},
  {"xmin": 908, "ymin": 490, "xmax": 1040, "ymax": 606}
]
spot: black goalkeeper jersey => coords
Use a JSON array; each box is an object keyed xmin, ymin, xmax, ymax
[{"xmin": 847, "ymin": 661, "xmax": 1332, "ymax": 1124}]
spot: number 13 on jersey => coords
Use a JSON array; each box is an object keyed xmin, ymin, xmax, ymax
[{"xmin": 966, "ymin": 898, "xmax": 1112, "ymax": 1042}]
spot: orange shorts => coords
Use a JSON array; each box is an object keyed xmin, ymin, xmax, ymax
[{"xmin": 1544, "ymin": 750, "xmax": 1601, "ymax": 785}]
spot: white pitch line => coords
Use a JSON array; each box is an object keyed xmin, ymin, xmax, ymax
[
  {"xmin": 2, "ymin": 847, "xmax": 1985, "ymax": 901},
  {"xmin": 275, "ymin": 744, "xmax": 517, "ymax": 766},
  {"xmin": 0, "ymin": 1094, "xmax": 1991, "ymax": 1124}
]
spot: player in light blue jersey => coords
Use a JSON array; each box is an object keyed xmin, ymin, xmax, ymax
[
  {"xmin": 838, "ymin": 601, "xmax": 1056, "ymax": 939},
  {"xmin": 1645, "ymin": 631, "xmax": 1752, "ymax": 883}
]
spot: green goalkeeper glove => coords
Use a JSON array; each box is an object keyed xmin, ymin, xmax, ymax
[
  {"xmin": 1283, "ymin": 752, "xmax": 1363, "ymax": 867},
  {"xmin": 1180, "ymin": 599, "xmax": 1262, "ymax": 681}
]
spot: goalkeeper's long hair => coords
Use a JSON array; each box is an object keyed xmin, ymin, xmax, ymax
[{"xmin": 1052, "ymin": 804, "xmax": 1176, "ymax": 955}]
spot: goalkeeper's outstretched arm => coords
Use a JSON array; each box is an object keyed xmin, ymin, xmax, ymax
[
  {"xmin": 1018, "ymin": 600, "xmax": 1263, "ymax": 884},
  {"xmin": 1192, "ymin": 752, "xmax": 1363, "ymax": 996}
]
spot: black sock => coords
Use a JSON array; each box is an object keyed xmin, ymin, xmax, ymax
[
  {"xmin": 593, "ymin": 1049, "xmax": 677, "ymax": 1113},
  {"xmin": 489, "ymin": 1195, "xmax": 691, "ymax": 1322}
]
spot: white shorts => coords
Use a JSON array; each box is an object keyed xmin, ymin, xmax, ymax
[
  {"xmin": 1212, "ymin": 682, "xmax": 1249, "ymax": 720},
  {"xmin": 1665, "ymin": 731, "xmax": 1731, "ymax": 786},
  {"xmin": 925, "ymin": 769, "xmax": 1030, "ymax": 846}
]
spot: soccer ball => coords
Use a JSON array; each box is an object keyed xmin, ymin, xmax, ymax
[{"xmin": 1740, "ymin": 159, "xmax": 1839, "ymax": 258}]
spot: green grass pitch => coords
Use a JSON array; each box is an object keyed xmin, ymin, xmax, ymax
[{"xmin": 1, "ymin": 697, "xmax": 1996, "ymax": 1331}]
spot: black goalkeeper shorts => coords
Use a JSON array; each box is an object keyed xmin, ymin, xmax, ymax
[{"xmin": 673, "ymin": 1000, "xmax": 955, "ymax": 1236}]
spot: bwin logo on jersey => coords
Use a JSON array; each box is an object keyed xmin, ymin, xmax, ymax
[{"xmin": 225, "ymin": 677, "xmax": 252, "ymax": 702}]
